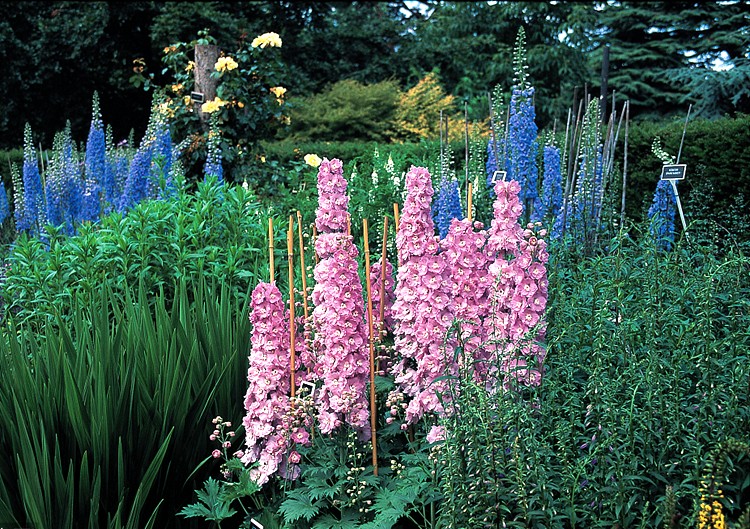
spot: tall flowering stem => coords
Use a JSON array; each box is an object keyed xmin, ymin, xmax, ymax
[
  {"xmin": 311, "ymin": 158, "xmax": 371, "ymax": 436},
  {"xmin": 21, "ymin": 124, "xmax": 44, "ymax": 235},
  {"xmin": 432, "ymin": 175, "xmax": 463, "ymax": 239},
  {"xmin": 82, "ymin": 92, "xmax": 105, "ymax": 223},
  {"xmin": 241, "ymin": 282, "xmax": 297, "ymax": 485},
  {"xmin": 440, "ymin": 218, "xmax": 492, "ymax": 381},
  {"xmin": 647, "ymin": 179, "xmax": 677, "ymax": 251},
  {"xmin": 391, "ymin": 166, "xmax": 454, "ymax": 424},
  {"xmin": 506, "ymin": 88, "xmax": 541, "ymax": 222},
  {"xmin": 484, "ymin": 180, "xmax": 548, "ymax": 389},
  {"xmin": 540, "ymin": 144, "xmax": 563, "ymax": 222}
]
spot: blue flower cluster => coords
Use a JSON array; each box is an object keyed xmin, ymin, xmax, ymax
[
  {"xmin": 540, "ymin": 145, "xmax": 563, "ymax": 222},
  {"xmin": 13, "ymin": 95, "xmax": 178, "ymax": 238},
  {"xmin": 648, "ymin": 179, "xmax": 677, "ymax": 250},
  {"xmin": 0, "ymin": 181, "xmax": 9, "ymax": 225},
  {"xmin": 485, "ymin": 88, "xmax": 541, "ymax": 221},
  {"xmin": 20, "ymin": 124, "xmax": 45, "ymax": 236},
  {"xmin": 432, "ymin": 175, "xmax": 463, "ymax": 239},
  {"xmin": 204, "ymin": 116, "xmax": 223, "ymax": 182}
]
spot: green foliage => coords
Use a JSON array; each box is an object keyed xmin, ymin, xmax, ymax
[
  {"xmin": 568, "ymin": 1, "xmax": 750, "ymax": 119},
  {"xmin": 438, "ymin": 227, "xmax": 750, "ymax": 528},
  {"xmin": 1, "ymin": 179, "xmax": 275, "ymax": 329},
  {"xmin": 283, "ymin": 80, "xmax": 401, "ymax": 143},
  {"xmin": 0, "ymin": 277, "xmax": 252, "ymax": 528},
  {"xmin": 179, "ymin": 478, "xmax": 238, "ymax": 523},
  {"xmin": 624, "ymin": 113, "xmax": 750, "ymax": 240}
]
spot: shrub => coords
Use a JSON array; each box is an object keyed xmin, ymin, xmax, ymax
[{"xmin": 282, "ymin": 79, "xmax": 401, "ymax": 143}]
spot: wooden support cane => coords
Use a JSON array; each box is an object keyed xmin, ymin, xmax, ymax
[
  {"xmin": 363, "ymin": 219, "xmax": 379, "ymax": 476},
  {"xmin": 287, "ymin": 216, "xmax": 296, "ymax": 399},
  {"xmin": 268, "ymin": 218, "xmax": 275, "ymax": 283},
  {"xmin": 296, "ymin": 211, "xmax": 310, "ymax": 323}
]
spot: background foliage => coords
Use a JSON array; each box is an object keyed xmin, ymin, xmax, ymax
[{"xmin": 1, "ymin": 1, "xmax": 748, "ymax": 149}]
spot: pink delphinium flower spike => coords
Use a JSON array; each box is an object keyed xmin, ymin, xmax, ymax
[
  {"xmin": 391, "ymin": 166, "xmax": 455, "ymax": 424},
  {"xmin": 484, "ymin": 180, "xmax": 548, "ymax": 390},
  {"xmin": 241, "ymin": 281, "xmax": 293, "ymax": 486},
  {"xmin": 440, "ymin": 217, "xmax": 492, "ymax": 381},
  {"xmin": 311, "ymin": 158, "xmax": 371, "ymax": 436}
]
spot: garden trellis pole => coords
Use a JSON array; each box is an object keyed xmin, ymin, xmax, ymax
[
  {"xmin": 287, "ymin": 215, "xmax": 296, "ymax": 398},
  {"xmin": 363, "ymin": 219, "xmax": 379, "ymax": 476},
  {"xmin": 268, "ymin": 218, "xmax": 275, "ymax": 283}
]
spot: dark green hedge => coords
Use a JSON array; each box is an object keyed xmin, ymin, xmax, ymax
[{"xmin": 624, "ymin": 113, "xmax": 750, "ymax": 221}]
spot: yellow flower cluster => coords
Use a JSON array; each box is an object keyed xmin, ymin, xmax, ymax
[
  {"xmin": 251, "ymin": 32, "xmax": 282, "ymax": 48},
  {"xmin": 201, "ymin": 97, "xmax": 228, "ymax": 114},
  {"xmin": 185, "ymin": 61, "xmax": 195, "ymax": 72},
  {"xmin": 269, "ymin": 86, "xmax": 286, "ymax": 98},
  {"xmin": 157, "ymin": 101, "xmax": 175, "ymax": 119},
  {"xmin": 304, "ymin": 154, "xmax": 322, "ymax": 167},
  {"xmin": 697, "ymin": 497, "xmax": 726, "ymax": 529},
  {"xmin": 215, "ymin": 56, "xmax": 239, "ymax": 72}
]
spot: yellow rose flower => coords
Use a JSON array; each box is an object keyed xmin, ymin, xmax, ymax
[
  {"xmin": 251, "ymin": 32, "xmax": 282, "ymax": 49},
  {"xmin": 171, "ymin": 83, "xmax": 183, "ymax": 93},
  {"xmin": 185, "ymin": 61, "xmax": 195, "ymax": 72},
  {"xmin": 269, "ymin": 86, "xmax": 286, "ymax": 98},
  {"xmin": 237, "ymin": 101, "xmax": 245, "ymax": 108},
  {"xmin": 201, "ymin": 97, "xmax": 228, "ymax": 114},
  {"xmin": 215, "ymin": 56, "xmax": 239, "ymax": 72},
  {"xmin": 260, "ymin": 155, "xmax": 266, "ymax": 163},
  {"xmin": 183, "ymin": 95, "xmax": 192, "ymax": 106},
  {"xmin": 304, "ymin": 154, "xmax": 322, "ymax": 167}
]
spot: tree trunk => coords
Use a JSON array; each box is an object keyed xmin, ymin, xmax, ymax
[{"xmin": 194, "ymin": 44, "xmax": 220, "ymax": 128}]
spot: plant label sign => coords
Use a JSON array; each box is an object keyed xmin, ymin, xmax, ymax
[
  {"xmin": 491, "ymin": 170, "xmax": 507, "ymax": 184},
  {"xmin": 660, "ymin": 164, "xmax": 686, "ymax": 181},
  {"xmin": 190, "ymin": 91, "xmax": 205, "ymax": 103}
]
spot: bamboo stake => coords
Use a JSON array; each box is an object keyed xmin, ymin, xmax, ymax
[
  {"xmin": 287, "ymin": 215, "xmax": 296, "ymax": 399},
  {"xmin": 464, "ymin": 101, "xmax": 469, "ymax": 207},
  {"xmin": 676, "ymin": 103, "xmax": 692, "ymax": 165},
  {"xmin": 488, "ymin": 90, "xmax": 501, "ymax": 178},
  {"xmin": 439, "ymin": 109, "xmax": 444, "ymax": 180},
  {"xmin": 312, "ymin": 224, "xmax": 319, "ymax": 266},
  {"xmin": 268, "ymin": 218, "xmax": 275, "ymax": 283},
  {"xmin": 362, "ymin": 219, "xmax": 379, "ymax": 476},
  {"xmin": 620, "ymin": 100, "xmax": 630, "ymax": 229},
  {"xmin": 393, "ymin": 203, "xmax": 401, "ymax": 266},
  {"xmin": 296, "ymin": 211, "xmax": 310, "ymax": 323},
  {"xmin": 467, "ymin": 182, "xmax": 473, "ymax": 222}
]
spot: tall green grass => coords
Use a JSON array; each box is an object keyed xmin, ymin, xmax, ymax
[{"xmin": 0, "ymin": 277, "xmax": 251, "ymax": 528}]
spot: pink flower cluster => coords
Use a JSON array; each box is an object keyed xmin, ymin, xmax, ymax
[
  {"xmin": 315, "ymin": 158, "xmax": 349, "ymax": 233},
  {"xmin": 391, "ymin": 166, "xmax": 455, "ymax": 424},
  {"xmin": 241, "ymin": 282, "xmax": 294, "ymax": 485},
  {"xmin": 369, "ymin": 257, "xmax": 396, "ymax": 335},
  {"xmin": 311, "ymin": 158, "xmax": 371, "ymax": 436},
  {"xmin": 440, "ymin": 218, "xmax": 492, "ymax": 378},
  {"xmin": 484, "ymin": 180, "xmax": 548, "ymax": 388}
]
